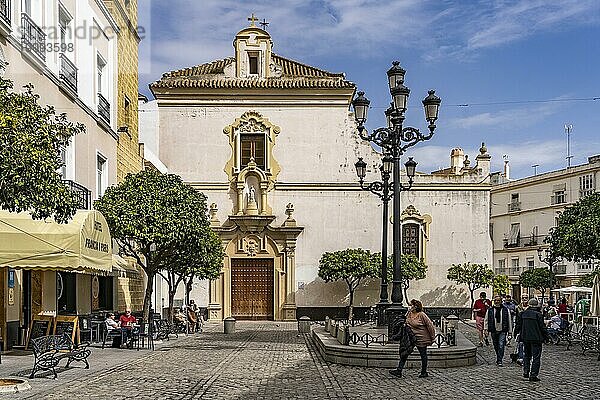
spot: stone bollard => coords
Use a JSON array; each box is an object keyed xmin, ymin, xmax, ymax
[
  {"xmin": 325, "ymin": 316, "xmax": 330, "ymax": 332},
  {"xmin": 224, "ymin": 316, "xmax": 236, "ymax": 334},
  {"xmin": 446, "ymin": 315, "xmax": 459, "ymax": 331},
  {"xmin": 298, "ymin": 316, "xmax": 311, "ymax": 333}
]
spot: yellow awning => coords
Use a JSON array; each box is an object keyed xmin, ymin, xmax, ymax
[{"xmin": 0, "ymin": 210, "xmax": 112, "ymax": 273}]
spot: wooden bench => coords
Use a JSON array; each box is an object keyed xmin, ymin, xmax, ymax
[{"xmin": 29, "ymin": 334, "xmax": 91, "ymax": 379}]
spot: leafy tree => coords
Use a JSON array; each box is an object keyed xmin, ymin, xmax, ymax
[
  {"xmin": 447, "ymin": 263, "xmax": 494, "ymax": 308},
  {"xmin": 379, "ymin": 254, "xmax": 427, "ymax": 302},
  {"xmin": 158, "ymin": 228, "xmax": 224, "ymax": 321},
  {"xmin": 577, "ymin": 269, "xmax": 599, "ymax": 288},
  {"xmin": 0, "ymin": 78, "xmax": 85, "ymax": 222},
  {"xmin": 492, "ymin": 274, "xmax": 511, "ymax": 296},
  {"xmin": 519, "ymin": 268, "xmax": 556, "ymax": 304},
  {"xmin": 547, "ymin": 192, "xmax": 600, "ymax": 262},
  {"xmin": 318, "ymin": 248, "xmax": 379, "ymax": 321},
  {"xmin": 95, "ymin": 169, "xmax": 213, "ymax": 321}
]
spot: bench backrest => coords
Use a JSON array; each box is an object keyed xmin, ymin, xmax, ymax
[{"xmin": 31, "ymin": 334, "xmax": 74, "ymax": 355}]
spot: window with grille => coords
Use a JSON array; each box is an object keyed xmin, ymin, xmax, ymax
[
  {"xmin": 579, "ymin": 174, "xmax": 595, "ymax": 198},
  {"xmin": 402, "ymin": 223, "xmax": 419, "ymax": 256},
  {"xmin": 241, "ymin": 133, "xmax": 265, "ymax": 169}
]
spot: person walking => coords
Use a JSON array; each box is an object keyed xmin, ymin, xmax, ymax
[
  {"xmin": 473, "ymin": 292, "xmax": 492, "ymax": 346},
  {"xmin": 515, "ymin": 298, "xmax": 549, "ymax": 382},
  {"xmin": 514, "ymin": 294, "xmax": 529, "ymax": 365},
  {"xmin": 389, "ymin": 315, "xmax": 416, "ymax": 378},
  {"xmin": 406, "ymin": 299, "xmax": 436, "ymax": 378},
  {"xmin": 484, "ymin": 295, "xmax": 513, "ymax": 366}
]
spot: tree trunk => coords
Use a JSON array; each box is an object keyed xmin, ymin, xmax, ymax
[
  {"xmin": 142, "ymin": 271, "xmax": 155, "ymax": 322},
  {"xmin": 348, "ymin": 288, "xmax": 354, "ymax": 323},
  {"xmin": 540, "ymin": 289, "xmax": 546, "ymax": 306},
  {"xmin": 469, "ymin": 289, "xmax": 475, "ymax": 310},
  {"xmin": 184, "ymin": 275, "xmax": 193, "ymax": 306},
  {"xmin": 168, "ymin": 289, "xmax": 176, "ymax": 323}
]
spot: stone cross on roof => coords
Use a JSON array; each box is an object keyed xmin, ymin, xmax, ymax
[{"xmin": 248, "ymin": 13, "xmax": 258, "ymax": 27}]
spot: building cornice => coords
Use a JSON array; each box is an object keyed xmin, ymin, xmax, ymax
[
  {"xmin": 492, "ymin": 163, "xmax": 599, "ymax": 193},
  {"xmin": 95, "ymin": 0, "xmax": 120, "ymax": 33},
  {"xmin": 188, "ymin": 181, "xmax": 491, "ymax": 192}
]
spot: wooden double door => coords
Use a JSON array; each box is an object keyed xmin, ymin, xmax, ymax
[{"xmin": 231, "ymin": 259, "xmax": 274, "ymax": 320}]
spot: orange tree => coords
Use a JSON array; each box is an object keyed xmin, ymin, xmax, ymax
[
  {"xmin": 0, "ymin": 78, "xmax": 84, "ymax": 222},
  {"xmin": 318, "ymin": 248, "xmax": 379, "ymax": 321}
]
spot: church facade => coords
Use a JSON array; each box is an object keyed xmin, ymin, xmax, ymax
[{"xmin": 146, "ymin": 22, "xmax": 493, "ymax": 321}]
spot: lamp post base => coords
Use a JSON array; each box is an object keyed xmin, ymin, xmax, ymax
[
  {"xmin": 376, "ymin": 302, "xmax": 391, "ymax": 327},
  {"xmin": 385, "ymin": 305, "xmax": 409, "ymax": 339}
]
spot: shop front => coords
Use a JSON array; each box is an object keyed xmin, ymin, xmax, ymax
[{"xmin": 0, "ymin": 210, "xmax": 112, "ymax": 349}]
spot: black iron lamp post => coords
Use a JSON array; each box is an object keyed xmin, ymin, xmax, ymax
[
  {"xmin": 355, "ymin": 155, "xmax": 417, "ymax": 325},
  {"xmin": 352, "ymin": 61, "xmax": 440, "ymax": 334}
]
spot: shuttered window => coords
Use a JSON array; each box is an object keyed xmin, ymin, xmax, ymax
[{"xmin": 241, "ymin": 134, "xmax": 265, "ymax": 169}]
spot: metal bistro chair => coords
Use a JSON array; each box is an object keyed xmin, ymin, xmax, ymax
[
  {"xmin": 78, "ymin": 316, "xmax": 94, "ymax": 343},
  {"xmin": 132, "ymin": 321, "xmax": 154, "ymax": 351},
  {"xmin": 101, "ymin": 322, "xmax": 124, "ymax": 349}
]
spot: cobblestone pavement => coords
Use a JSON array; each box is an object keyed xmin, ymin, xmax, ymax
[{"xmin": 3, "ymin": 321, "xmax": 599, "ymax": 399}]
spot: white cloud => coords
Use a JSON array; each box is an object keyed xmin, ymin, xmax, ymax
[
  {"xmin": 142, "ymin": 0, "xmax": 600, "ymax": 79},
  {"xmin": 448, "ymin": 99, "xmax": 565, "ymax": 130}
]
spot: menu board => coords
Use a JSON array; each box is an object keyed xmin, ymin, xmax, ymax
[
  {"xmin": 25, "ymin": 316, "xmax": 53, "ymax": 349},
  {"xmin": 53, "ymin": 315, "xmax": 79, "ymax": 344}
]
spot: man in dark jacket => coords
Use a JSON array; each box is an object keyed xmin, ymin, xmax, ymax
[
  {"xmin": 389, "ymin": 315, "xmax": 416, "ymax": 378},
  {"xmin": 514, "ymin": 298, "xmax": 548, "ymax": 382},
  {"xmin": 484, "ymin": 295, "xmax": 512, "ymax": 366}
]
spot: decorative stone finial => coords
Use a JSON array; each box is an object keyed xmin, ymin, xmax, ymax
[
  {"xmin": 283, "ymin": 203, "xmax": 297, "ymax": 227},
  {"xmin": 209, "ymin": 203, "xmax": 220, "ymax": 227},
  {"xmin": 479, "ymin": 142, "xmax": 488, "ymax": 155},
  {"xmin": 286, "ymin": 203, "xmax": 294, "ymax": 219}
]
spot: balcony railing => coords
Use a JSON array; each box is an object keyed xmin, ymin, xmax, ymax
[
  {"xmin": 503, "ymin": 235, "xmax": 545, "ymax": 249},
  {"xmin": 59, "ymin": 53, "xmax": 78, "ymax": 93},
  {"xmin": 507, "ymin": 201, "xmax": 521, "ymax": 212},
  {"xmin": 0, "ymin": 0, "xmax": 10, "ymax": 26},
  {"xmin": 63, "ymin": 180, "xmax": 91, "ymax": 210},
  {"xmin": 21, "ymin": 13, "xmax": 46, "ymax": 61},
  {"xmin": 98, "ymin": 93, "xmax": 110, "ymax": 124}
]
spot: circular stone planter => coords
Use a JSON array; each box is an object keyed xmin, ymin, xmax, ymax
[{"xmin": 0, "ymin": 378, "xmax": 31, "ymax": 394}]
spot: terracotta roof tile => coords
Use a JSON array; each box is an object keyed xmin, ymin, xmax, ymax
[{"xmin": 151, "ymin": 54, "xmax": 354, "ymax": 90}]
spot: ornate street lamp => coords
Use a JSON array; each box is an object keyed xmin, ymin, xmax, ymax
[
  {"xmin": 352, "ymin": 61, "xmax": 440, "ymax": 334},
  {"xmin": 354, "ymin": 155, "xmax": 417, "ymax": 325}
]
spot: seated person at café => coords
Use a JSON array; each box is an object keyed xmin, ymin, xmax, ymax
[
  {"xmin": 546, "ymin": 309, "xmax": 563, "ymax": 336},
  {"xmin": 105, "ymin": 313, "xmax": 122, "ymax": 347},
  {"xmin": 119, "ymin": 309, "xmax": 137, "ymax": 345}
]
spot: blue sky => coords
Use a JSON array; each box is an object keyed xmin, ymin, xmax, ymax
[{"xmin": 138, "ymin": 0, "xmax": 600, "ymax": 179}]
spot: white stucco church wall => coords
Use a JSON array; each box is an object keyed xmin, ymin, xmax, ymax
[{"xmin": 144, "ymin": 22, "xmax": 492, "ymax": 320}]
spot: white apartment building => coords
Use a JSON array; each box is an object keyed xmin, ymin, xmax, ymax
[
  {"xmin": 491, "ymin": 155, "xmax": 600, "ymax": 299},
  {"xmin": 0, "ymin": 0, "xmax": 119, "ymax": 349},
  {"xmin": 1, "ymin": 0, "xmax": 119, "ymax": 204}
]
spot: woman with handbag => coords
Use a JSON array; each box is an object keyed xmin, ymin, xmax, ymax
[{"xmin": 405, "ymin": 299, "xmax": 436, "ymax": 378}]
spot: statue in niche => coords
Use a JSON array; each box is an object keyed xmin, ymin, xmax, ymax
[
  {"xmin": 248, "ymin": 186, "xmax": 256, "ymax": 204},
  {"xmin": 245, "ymin": 185, "xmax": 259, "ymax": 215}
]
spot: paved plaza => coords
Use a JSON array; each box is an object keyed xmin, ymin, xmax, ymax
[{"xmin": 2, "ymin": 321, "xmax": 599, "ymax": 399}]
